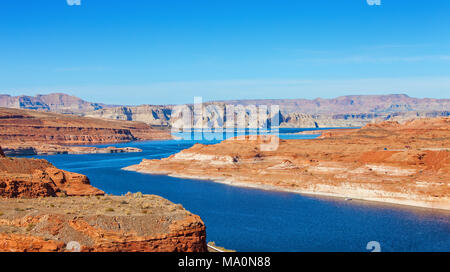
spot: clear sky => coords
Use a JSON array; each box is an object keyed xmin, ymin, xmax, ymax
[{"xmin": 0, "ymin": 0, "xmax": 449, "ymax": 105}]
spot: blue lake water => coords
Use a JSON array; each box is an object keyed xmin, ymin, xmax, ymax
[{"xmin": 27, "ymin": 131, "xmax": 450, "ymax": 252}]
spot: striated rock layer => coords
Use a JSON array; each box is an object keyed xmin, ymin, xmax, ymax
[
  {"xmin": 0, "ymin": 195, "xmax": 207, "ymax": 252},
  {"xmin": 0, "ymin": 147, "xmax": 207, "ymax": 252},
  {"xmin": 2, "ymin": 145, "xmax": 142, "ymax": 156},
  {"xmin": 0, "ymin": 154, "xmax": 104, "ymax": 198},
  {"xmin": 0, "ymin": 93, "xmax": 114, "ymax": 115},
  {"xmin": 125, "ymin": 117, "xmax": 450, "ymax": 210},
  {"xmin": 8, "ymin": 92, "xmax": 447, "ymax": 128},
  {"xmin": 86, "ymin": 94, "xmax": 450, "ymax": 128},
  {"xmin": 0, "ymin": 107, "xmax": 171, "ymax": 155}
]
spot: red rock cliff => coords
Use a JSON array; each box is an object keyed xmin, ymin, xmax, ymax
[
  {"xmin": 0, "ymin": 195, "xmax": 207, "ymax": 252},
  {"xmin": 0, "ymin": 107, "xmax": 171, "ymax": 146},
  {"xmin": 0, "ymin": 156, "xmax": 104, "ymax": 198}
]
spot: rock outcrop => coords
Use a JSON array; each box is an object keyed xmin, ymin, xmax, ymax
[
  {"xmin": 125, "ymin": 117, "xmax": 450, "ymax": 210},
  {"xmin": 0, "ymin": 148, "xmax": 207, "ymax": 252},
  {"xmin": 0, "ymin": 156, "xmax": 104, "ymax": 198},
  {"xmin": 85, "ymin": 105, "xmax": 173, "ymax": 127},
  {"xmin": 0, "ymin": 195, "xmax": 207, "ymax": 252},
  {"xmin": 0, "ymin": 107, "xmax": 171, "ymax": 147}
]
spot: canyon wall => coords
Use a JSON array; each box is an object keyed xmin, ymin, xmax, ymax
[
  {"xmin": 0, "ymin": 107, "xmax": 171, "ymax": 155},
  {"xmin": 0, "ymin": 93, "xmax": 114, "ymax": 114},
  {"xmin": 87, "ymin": 103, "xmax": 450, "ymax": 129},
  {"xmin": 219, "ymin": 94, "xmax": 450, "ymax": 114},
  {"xmin": 2, "ymin": 93, "xmax": 449, "ymax": 128},
  {"xmin": 84, "ymin": 94, "xmax": 450, "ymax": 128},
  {"xmin": 84, "ymin": 105, "xmax": 173, "ymax": 127}
]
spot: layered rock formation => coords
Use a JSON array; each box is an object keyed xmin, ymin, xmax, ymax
[
  {"xmin": 85, "ymin": 94, "xmax": 450, "ymax": 128},
  {"xmin": 2, "ymin": 145, "xmax": 142, "ymax": 156},
  {"xmin": 84, "ymin": 105, "xmax": 173, "ymax": 127},
  {"xmin": 124, "ymin": 117, "xmax": 450, "ymax": 210},
  {"xmin": 0, "ymin": 107, "xmax": 171, "ymax": 155},
  {"xmin": 0, "ymin": 195, "xmax": 207, "ymax": 252},
  {"xmin": 0, "ymin": 107, "xmax": 171, "ymax": 145},
  {"xmin": 220, "ymin": 94, "xmax": 450, "ymax": 114},
  {"xmin": 3, "ymin": 93, "xmax": 448, "ymax": 128},
  {"xmin": 0, "ymin": 153, "xmax": 104, "ymax": 198},
  {"xmin": 0, "ymin": 93, "xmax": 114, "ymax": 115},
  {"xmin": 0, "ymin": 148, "xmax": 207, "ymax": 252}
]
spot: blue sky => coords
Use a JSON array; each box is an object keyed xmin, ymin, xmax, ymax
[{"xmin": 0, "ymin": 0, "xmax": 449, "ymax": 105}]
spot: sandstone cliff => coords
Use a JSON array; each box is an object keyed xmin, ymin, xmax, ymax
[
  {"xmin": 84, "ymin": 105, "xmax": 173, "ymax": 127},
  {"xmin": 220, "ymin": 94, "xmax": 450, "ymax": 114},
  {"xmin": 0, "ymin": 147, "xmax": 207, "ymax": 252},
  {"xmin": 125, "ymin": 117, "xmax": 450, "ymax": 210},
  {"xmin": 0, "ymin": 93, "xmax": 113, "ymax": 115},
  {"xmin": 0, "ymin": 154, "xmax": 104, "ymax": 198},
  {"xmin": 3, "ymin": 93, "xmax": 448, "ymax": 128},
  {"xmin": 0, "ymin": 107, "xmax": 171, "ymax": 155},
  {"xmin": 0, "ymin": 194, "xmax": 207, "ymax": 252},
  {"xmin": 85, "ymin": 95, "xmax": 450, "ymax": 128}
]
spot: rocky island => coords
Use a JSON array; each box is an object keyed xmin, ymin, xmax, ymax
[
  {"xmin": 124, "ymin": 117, "xmax": 450, "ymax": 210},
  {"xmin": 0, "ymin": 147, "xmax": 207, "ymax": 252}
]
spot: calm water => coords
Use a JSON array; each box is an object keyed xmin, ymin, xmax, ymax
[{"xmin": 28, "ymin": 131, "xmax": 450, "ymax": 252}]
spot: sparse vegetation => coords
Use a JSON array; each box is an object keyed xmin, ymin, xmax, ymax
[{"xmin": 26, "ymin": 223, "xmax": 35, "ymax": 232}]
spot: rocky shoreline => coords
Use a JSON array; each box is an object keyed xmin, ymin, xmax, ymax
[
  {"xmin": 124, "ymin": 117, "xmax": 450, "ymax": 211},
  {"xmin": 2, "ymin": 144, "xmax": 143, "ymax": 156}
]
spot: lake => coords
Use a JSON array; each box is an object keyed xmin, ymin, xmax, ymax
[{"xmin": 28, "ymin": 130, "xmax": 450, "ymax": 252}]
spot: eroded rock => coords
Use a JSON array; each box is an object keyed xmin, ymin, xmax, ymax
[{"xmin": 0, "ymin": 195, "xmax": 207, "ymax": 252}]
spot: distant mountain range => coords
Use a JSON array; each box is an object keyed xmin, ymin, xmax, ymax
[
  {"xmin": 217, "ymin": 94, "xmax": 450, "ymax": 114},
  {"xmin": 1, "ymin": 93, "xmax": 449, "ymax": 128},
  {"xmin": 0, "ymin": 93, "xmax": 115, "ymax": 115}
]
